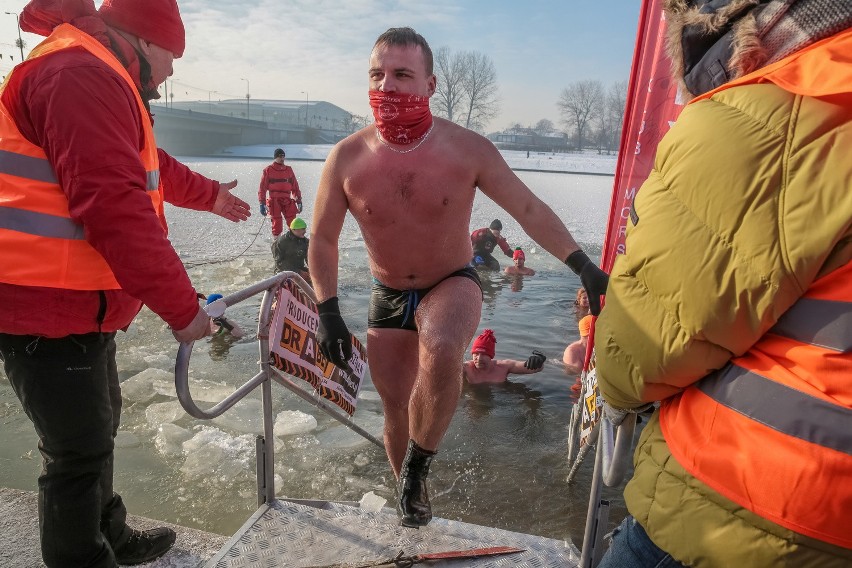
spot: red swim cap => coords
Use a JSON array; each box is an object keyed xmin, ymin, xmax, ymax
[
  {"xmin": 513, "ymin": 249, "xmax": 525, "ymax": 261},
  {"xmin": 471, "ymin": 329, "xmax": 496, "ymax": 358}
]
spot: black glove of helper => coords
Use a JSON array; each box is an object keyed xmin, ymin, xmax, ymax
[
  {"xmin": 565, "ymin": 250, "xmax": 609, "ymax": 316},
  {"xmin": 316, "ymin": 297, "xmax": 353, "ymax": 372},
  {"xmin": 296, "ymin": 201, "xmax": 303, "ymax": 213},
  {"xmin": 525, "ymin": 350, "xmax": 547, "ymax": 370}
]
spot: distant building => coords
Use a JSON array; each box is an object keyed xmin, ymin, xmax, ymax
[{"xmin": 488, "ymin": 128, "xmax": 570, "ymax": 153}]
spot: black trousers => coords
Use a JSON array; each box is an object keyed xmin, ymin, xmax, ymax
[{"xmin": 0, "ymin": 332, "xmax": 129, "ymax": 568}]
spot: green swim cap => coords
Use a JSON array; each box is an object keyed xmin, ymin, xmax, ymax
[{"xmin": 290, "ymin": 217, "xmax": 307, "ymax": 230}]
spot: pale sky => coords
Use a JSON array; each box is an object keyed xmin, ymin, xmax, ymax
[{"xmin": 2, "ymin": 1, "xmax": 641, "ymax": 131}]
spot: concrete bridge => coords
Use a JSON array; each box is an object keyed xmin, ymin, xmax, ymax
[{"xmin": 152, "ymin": 106, "xmax": 342, "ymax": 156}]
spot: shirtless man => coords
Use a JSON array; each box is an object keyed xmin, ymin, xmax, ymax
[
  {"xmin": 463, "ymin": 329, "xmax": 545, "ymax": 384},
  {"xmin": 504, "ymin": 248, "xmax": 536, "ymax": 276},
  {"xmin": 309, "ymin": 27, "xmax": 608, "ymax": 527}
]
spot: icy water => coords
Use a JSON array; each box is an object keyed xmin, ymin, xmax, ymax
[{"xmin": 0, "ymin": 157, "xmax": 632, "ymax": 545}]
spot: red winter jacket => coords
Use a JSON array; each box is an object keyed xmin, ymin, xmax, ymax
[
  {"xmin": 0, "ymin": 30, "xmax": 217, "ymax": 337},
  {"xmin": 258, "ymin": 163, "xmax": 301, "ymax": 203}
]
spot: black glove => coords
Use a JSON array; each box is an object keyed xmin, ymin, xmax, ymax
[
  {"xmin": 565, "ymin": 250, "xmax": 609, "ymax": 316},
  {"xmin": 316, "ymin": 297, "xmax": 353, "ymax": 372},
  {"xmin": 525, "ymin": 350, "xmax": 547, "ymax": 370},
  {"xmin": 296, "ymin": 201, "xmax": 303, "ymax": 213}
]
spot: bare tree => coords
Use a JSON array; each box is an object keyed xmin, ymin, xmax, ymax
[
  {"xmin": 433, "ymin": 47, "xmax": 500, "ymax": 132},
  {"xmin": 459, "ymin": 51, "xmax": 500, "ymax": 131},
  {"xmin": 433, "ymin": 46, "xmax": 468, "ymax": 123},
  {"xmin": 591, "ymin": 81, "xmax": 627, "ymax": 153},
  {"xmin": 534, "ymin": 118, "xmax": 555, "ymax": 135},
  {"xmin": 557, "ymin": 80, "xmax": 603, "ymax": 151}
]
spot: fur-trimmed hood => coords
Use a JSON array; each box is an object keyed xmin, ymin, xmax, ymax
[{"xmin": 664, "ymin": 0, "xmax": 852, "ymax": 99}]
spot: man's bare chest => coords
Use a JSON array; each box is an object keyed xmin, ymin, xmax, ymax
[{"xmin": 345, "ymin": 163, "xmax": 475, "ymax": 223}]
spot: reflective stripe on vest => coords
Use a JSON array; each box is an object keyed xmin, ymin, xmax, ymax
[
  {"xmin": 660, "ymin": 30, "xmax": 852, "ymax": 549},
  {"xmin": 0, "ymin": 24, "xmax": 164, "ymax": 290}
]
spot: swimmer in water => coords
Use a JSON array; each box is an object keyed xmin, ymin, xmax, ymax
[{"xmin": 463, "ymin": 329, "xmax": 546, "ymax": 385}]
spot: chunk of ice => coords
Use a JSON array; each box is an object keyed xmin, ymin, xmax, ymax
[
  {"xmin": 146, "ymin": 400, "xmax": 186, "ymax": 426},
  {"xmin": 212, "ymin": 398, "xmax": 262, "ymax": 433},
  {"xmin": 274, "ymin": 410, "xmax": 318, "ymax": 436},
  {"xmin": 121, "ymin": 368, "xmax": 174, "ymax": 403},
  {"xmin": 359, "ymin": 491, "xmax": 387, "ymax": 513},
  {"xmin": 155, "ymin": 423, "xmax": 192, "ymax": 457}
]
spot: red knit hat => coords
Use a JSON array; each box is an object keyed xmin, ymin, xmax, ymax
[
  {"xmin": 99, "ymin": 0, "xmax": 185, "ymax": 57},
  {"xmin": 471, "ymin": 329, "xmax": 496, "ymax": 358},
  {"xmin": 512, "ymin": 248, "xmax": 525, "ymax": 261}
]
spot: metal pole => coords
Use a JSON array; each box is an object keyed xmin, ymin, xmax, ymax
[
  {"xmin": 241, "ymin": 78, "xmax": 250, "ymax": 119},
  {"xmin": 5, "ymin": 12, "xmax": 24, "ymax": 61},
  {"xmin": 301, "ymin": 91, "xmax": 308, "ymax": 126}
]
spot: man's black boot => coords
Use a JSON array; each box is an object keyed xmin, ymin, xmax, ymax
[
  {"xmin": 398, "ymin": 439, "xmax": 436, "ymax": 528},
  {"xmin": 112, "ymin": 527, "xmax": 176, "ymax": 565}
]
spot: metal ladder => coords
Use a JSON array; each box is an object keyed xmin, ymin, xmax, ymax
[{"xmin": 174, "ymin": 273, "xmax": 582, "ymax": 567}]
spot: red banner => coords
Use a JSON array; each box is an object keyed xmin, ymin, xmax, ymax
[
  {"xmin": 579, "ymin": 0, "xmax": 685, "ymax": 444},
  {"xmin": 600, "ymin": 0, "xmax": 685, "ymax": 273}
]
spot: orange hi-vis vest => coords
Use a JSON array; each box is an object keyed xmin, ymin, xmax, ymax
[
  {"xmin": 660, "ymin": 29, "xmax": 852, "ymax": 549},
  {"xmin": 0, "ymin": 23, "xmax": 164, "ymax": 291}
]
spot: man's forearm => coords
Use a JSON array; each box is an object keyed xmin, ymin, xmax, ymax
[{"xmin": 308, "ymin": 239, "xmax": 340, "ymax": 302}]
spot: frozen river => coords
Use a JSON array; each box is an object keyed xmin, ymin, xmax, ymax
[{"xmin": 0, "ymin": 152, "xmax": 632, "ymax": 544}]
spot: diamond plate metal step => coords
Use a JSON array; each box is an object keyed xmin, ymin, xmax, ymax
[{"xmin": 206, "ymin": 498, "xmax": 579, "ymax": 567}]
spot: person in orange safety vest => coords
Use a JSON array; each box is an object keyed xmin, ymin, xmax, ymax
[
  {"xmin": 595, "ymin": 2, "xmax": 852, "ymax": 567},
  {"xmin": 0, "ymin": 0, "xmax": 251, "ymax": 566}
]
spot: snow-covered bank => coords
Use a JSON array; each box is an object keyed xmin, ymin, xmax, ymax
[{"xmin": 220, "ymin": 144, "xmax": 618, "ymax": 175}]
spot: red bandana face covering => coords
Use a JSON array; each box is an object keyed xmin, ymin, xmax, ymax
[{"xmin": 369, "ymin": 90, "xmax": 433, "ymax": 144}]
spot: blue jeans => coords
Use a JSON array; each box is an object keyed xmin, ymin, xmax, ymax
[{"xmin": 598, "ymin": 516, "xmax": 688, "ymax": 568}]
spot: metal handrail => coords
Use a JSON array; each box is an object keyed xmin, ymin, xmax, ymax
[
  {"xmin": 578, "ymin": 413, "xmax": 637, "ymax": 568},
  {"xmin": 173, "ymin": 272, "xmax": 384, "ymax": 503},
  {"xmin": 175, "ymin": 272, "xmax": 295, "ymax": 419},
  {"xmin": 601, "ymin": 412, "xmax": 637, "ymax": 487}
]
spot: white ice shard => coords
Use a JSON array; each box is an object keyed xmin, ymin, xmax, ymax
[
  {"xmin": 358, "ymin": 490, "xmax": 387, "ymax": 513},
  {"xmin": 212, "ymin": 398, "xmax": 262, "ymax": 433},
  {"xmin": 142, "ymin": 352, "xmax": 173, "ymax": 371},
  {"xmin": 180, "ymin": 426, "xmax": 253, "ymax": 482},
  {"xmin": 155, "ymin": 423, "xmax": 192, "ymax": 457},
  {"xmin": 121, "ymin": 368, "xmax": 175, "ymax": 403},
  {"xmin": 146, "ymin": 400, "xmax": 186, "ymax": 426},
  {"xmin": 274, "ymin": 410, "xmax": 318, "ymax": 436}
]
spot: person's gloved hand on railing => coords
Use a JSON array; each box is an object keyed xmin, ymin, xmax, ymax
[
  {"xmin": 316, "ymin": 297, "xmax": 353, "ymax": 373},
  {"xmin": 525, "ymin": 350, "xmax": 547, "ymax": 370}
]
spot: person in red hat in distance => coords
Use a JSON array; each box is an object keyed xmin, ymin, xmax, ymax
[{"xmin": 0, "ymin": 0, "xmax": 251, "ymax": 566}]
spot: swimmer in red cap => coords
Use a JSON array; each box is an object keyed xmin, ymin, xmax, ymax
[
  {"xmin": 463, "ymin": 329, "xmax": 547, "ymax": 385},
  {"xmin": 504, "ymin": 247, "xmax": 536, "ymax": 276}
]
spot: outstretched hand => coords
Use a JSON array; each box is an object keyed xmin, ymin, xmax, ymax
[
  {"xmin": 212, "ymin": 179, "xmax": 251, "ymax": 222},
  {"xmin": 525, "ymin": 350, "xmax": 547, "ymax": 371}
]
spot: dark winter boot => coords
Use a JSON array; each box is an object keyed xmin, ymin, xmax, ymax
[
  {"xmin": 398, "ymin": 439, "xmax": 437, "ymax": 527},
  {"xmin": 111, "ymin": 526, "xmax": 176, "ymax": 565}
]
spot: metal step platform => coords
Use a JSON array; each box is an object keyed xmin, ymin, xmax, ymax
[{"xmin": 205, "ymin": 498, "xmax": 579, "ymax": 567}]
